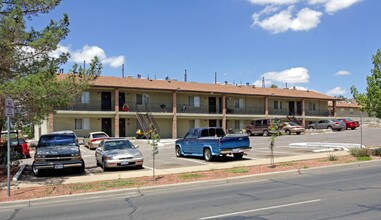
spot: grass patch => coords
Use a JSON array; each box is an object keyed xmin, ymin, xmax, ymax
[
  {"xmin": 328, "ymin": 154, "xmax": 337, "ymax": 161},
  {"xmin": 356, "ymin": 156, "xmax": 372, "ymax": 161},
  {"xmin": 303, "ymin": 165, "xmax": 309, "ymax": 169},
  {"xmin": 278, "ymin": 161, "xmax": 296, "ymax": 166},
  {"xmin": 68, "ymin": 179, "xmax": 139, "ymax": 192},
  {"xmin": 225, "ymin": 167, "xmax": 249, "ymax": 174},
  {"xmin": 178, "ymin": 173, "xmax": 205, "ymax": 180}
]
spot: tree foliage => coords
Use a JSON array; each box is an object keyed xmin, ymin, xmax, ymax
[
  {"xmin": 0, "ymin": 0, "xmax": 101, "ymax": 132},
  {"xmin": 351, "ymin": 49, "xmax": 381, "ymax": 118}
]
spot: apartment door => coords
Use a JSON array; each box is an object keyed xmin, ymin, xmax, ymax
[
  {"xmin": 297, "ymin": 101, "xmax": 302, "ymax": 115},
  {"xmin": 101, "ymin": 92, "xmax": 112, "ymax": 111},
  {"xmin": 218, "ymin": 97, "xmax": 222, "ymax": 113},
  {"xmin": 101, "ymin": 118, "xmax": 112, "ymax": 136},
  {"xmin": 209, "ymin": 97, "xmax": 216, "ymax": 113},
  {"xmin": 289, "ymin": 101, "xmax": 295, "ymax": 115},
  {"xmin": 119, "ymin": 92, "xmax": 125, "ymax": 110},
  {"xmin": 119, "ymin": 118, "xmax": 126, "ymax": 137}
]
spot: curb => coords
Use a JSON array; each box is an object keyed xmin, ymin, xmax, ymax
[
  {"xmin": 1, "ymin": 159, "xmax": 380, "ymax": 208},
  {"xmin": 12, "ymin": 164, "xmax": 26, "ymax": 181}
]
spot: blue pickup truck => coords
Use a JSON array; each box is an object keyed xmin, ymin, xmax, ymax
[{"xmin": 175, "ymin": 127, "xmax": 251, "ymax": 161}]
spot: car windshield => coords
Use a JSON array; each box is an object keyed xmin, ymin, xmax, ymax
[
  {"xmin": 345, "ymin": 118, "xmax": 353, "ymax": 122},
  {"xmin": 92, "ymin": 133, "xmax": 108, "ymax": 138},
  {"xmin": 38, "ymin": 135, "xmax": 77, "ymax": 147},
  {"xmin": 104, "ymin": 140, "xmax": 133, "ymax": 151}
]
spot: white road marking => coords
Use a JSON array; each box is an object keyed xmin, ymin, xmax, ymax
[
  {"xmin": 173, "ymin": 157, "xmax": 209, "ymax": 165},
  {"xmin": 199, "ymin": 199, "xmax": 322, "ymax": 220}
]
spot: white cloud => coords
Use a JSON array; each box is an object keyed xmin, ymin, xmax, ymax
[
  {"xmin": 51, "ymin": 44, "xmax": 125, "ymax": 69},
  {"xmin": 257, "ymin": 67, "xmax": 310, "ymax": 85},
  {"xmin": 335, "ymin": 70, "xmax": 351, "ymax": 76},
  {"xmin": 250, "ymin": 0, "xmax": 362, "ymax": 33},
  {"xmin": 103, "ymin": 56, "xmax": 125, "ymax": 68},
  {"xmin": 326, "ymin": 86, "xmax": 346, "ymax": 96},
  {"xmin": 252, "ymin": 6, "xmax": 322, "ymax": 33},
  {"xmin": 48, "ymin": 45, "xmax": 70, "ymax": 58},
  {"xmin": 308, "ymin": 0, "xmax": 361, "ymax": 14},
  {"xmin": 248, "ymin": 0, "xmax": 298, "ymax": 5}
]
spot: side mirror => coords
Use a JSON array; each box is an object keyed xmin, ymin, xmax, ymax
[{"xmin": 135, "ymin": 145, "xmax": 139, "ymax": 149}]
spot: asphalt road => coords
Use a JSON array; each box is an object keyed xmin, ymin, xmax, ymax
[
  {"xmin": 19, "ymin": 127, "xmax": 381, "ymax": 179},
  {"xmin": 2, "ymin": 161, "xmax": 381, "ymax": 219}
]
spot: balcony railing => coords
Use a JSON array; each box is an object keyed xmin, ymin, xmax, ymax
[{"xmin": 62, "ymin": 101, "xmax": 333, "ymax": 117}]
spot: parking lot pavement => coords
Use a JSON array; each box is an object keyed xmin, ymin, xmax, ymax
[{"xmin": 13, "ymin": 128, "xmax": 381, "ymax": 186}]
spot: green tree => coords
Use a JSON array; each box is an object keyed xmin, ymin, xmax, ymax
[
  {"xmin": 270, "ymin": 84, "xmax": 278, "ymax": 88},
  {"xmin": 0, "ymin": 0, "xmax": 101, "ymax": 134},
  {"xmin": 351, "ymin": 49, "xmax": 381, "ymax": 118}
]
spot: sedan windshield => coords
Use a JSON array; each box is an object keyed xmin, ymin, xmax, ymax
[{"xmin": 104, "ymin": 140, "xmax": 134, "ymax": 151}]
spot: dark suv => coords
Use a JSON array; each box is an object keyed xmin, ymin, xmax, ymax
[
  {"xmin": 32, "ymin": 133, "xmax": 85, "ymax": 176},
  {"xmin": 243, "ymin": 118, "xmax": 281, "ymax": 136}
]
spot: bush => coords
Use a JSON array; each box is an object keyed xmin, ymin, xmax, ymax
[
  {"xmin": 370, "ymin": 147, "xmax": 381, "ymax": 156},
  {"xmin": 328, "ymin": 154, "xmax": 337, "ymax": 161},
  {"xmin": 349, "ymin": 148, "xmax": 370, "ymax": 157}
]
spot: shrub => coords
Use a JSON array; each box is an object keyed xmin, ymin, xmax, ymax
[
  {"xmin": 370, "ymin": 147, "xmax": 381, "ymax": 156},
  {"xmin": 328, "ymin": 154, "xmax": 337, "ymax": 161},
  {"xmin": 349, "ymin": 148, "xmax": 370, "ymax": 157}
]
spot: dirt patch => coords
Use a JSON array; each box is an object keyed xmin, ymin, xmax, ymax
[{"xmin": 1, "ymin": 155, "xmax": 375, "ymax": 202}]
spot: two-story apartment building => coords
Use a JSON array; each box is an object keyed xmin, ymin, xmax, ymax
[{"xmin": 35, "ymin": 74, "xmax": 339, "ymax": 139}]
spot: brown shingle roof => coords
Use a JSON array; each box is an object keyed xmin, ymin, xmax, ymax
[
  {"xmin": 59, "ymin": 74, "xmax": 336, "ymax": 100},
  {"xmin": 328, "ymin": 101, "xmax": 361, "ymax": 108}
]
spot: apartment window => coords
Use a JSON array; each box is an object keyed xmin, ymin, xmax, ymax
[
  {"xmin": 234, "ymin": 98, "xmax": 245, "ymax": 108},
  {"xmin": 308, "ymin": 102, "xmax": 316, "ymax": 111},
  {"xmin": 137, "ymin": 94, "xmax": 150, "ymax": 105},
  {"xmin": 81, "ymin": 92, "xmax": 90, "ymax": 103},
  {"xmin": 274, "ymin": 101, "xmax": 283, "ymax": 110},
  {"xmin": 188, "ymin": 96, "xmax": 200, "ymax": 107},
  {"xmin": 350, "ymin": 108, "xmax": 354, "ymax": 114},
  {"xmin": 75, "ymin": 118, "xmax": 90, "ymax": 130}
]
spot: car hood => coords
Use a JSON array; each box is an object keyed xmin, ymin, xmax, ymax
[
  {"xmin": 105, "ymin": 148, "xmax": 139, "ymax": 156},
  {"xmin": 36, "ymin": 145, "xmax": 80, "ymax": 155}
]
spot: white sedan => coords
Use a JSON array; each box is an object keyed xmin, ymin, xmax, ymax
[{"xmin": 95, "ymin": 138, "xmax": 144, "ymax": 171}]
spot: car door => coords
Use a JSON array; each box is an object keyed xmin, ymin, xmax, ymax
[{"xmin": 95, "ymin": 141, "xmax": 104, "ymax": 163}]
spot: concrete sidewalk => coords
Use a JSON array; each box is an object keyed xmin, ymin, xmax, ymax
[{"xmin": 13, "ymin": 150, "xmax": 350, "ymax": 188}]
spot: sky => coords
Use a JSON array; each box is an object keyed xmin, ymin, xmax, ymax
[{"xmin": 34, "ymin": 0, "xmax": 381, "ymax": 97}]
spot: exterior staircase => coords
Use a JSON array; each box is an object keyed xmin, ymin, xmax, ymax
[{"xmin": 136, "ymin": 104, "xmax": 160, "ymax": 138}]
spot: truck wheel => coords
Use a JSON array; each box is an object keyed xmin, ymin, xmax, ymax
[
  {"xmin": 76, "ymin": 161, "xmax": 85, "ymax": 174},
  {"xmin": 233, "ymin": 153, "xmax": 243, "ymax": 159},
  {"xmin": 246, "ymin": 131, "xmax": 253, "ymax": 136},
  {"xmin": 285, "ymin": 130, "xmax": 291, "ymax": 135},
  {"xmin": 175, "ymin": 146, "xmax": 182, "ymax": 157},
  {"xmin": 32, "ymin": 163, "xmax": 41, "ymax": 177},
  {"xmin": 263, "ymin": 130, "xmax": 269, "ymax": 137},
  {"xmin": 203, "ymin": 148, "xmax": 213, "ymax": 161}
]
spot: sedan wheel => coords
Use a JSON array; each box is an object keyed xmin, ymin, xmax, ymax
[
  {"xmin": 102, "ymin": 160, "xmax": 108, "ymax": 171},
  {"xmin": 285, "ymin": 130, "xmax": 291, "ymax": 135}
]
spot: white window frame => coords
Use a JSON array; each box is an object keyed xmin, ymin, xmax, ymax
[
  {"xmin": 81, "ymin": 92, "xmax": 90, "ymax": 103},
  {"xmin": 75, "ymin": 118, "xmax": 90, "ymax": 130},
  {"xmin": 274, "ymin": 101, "xmax": 283, "ymax": 110},
  {"xmin": 189, "ymin": 96, "xmax": 200, "ymax": 107},
  {"xmin": 309, "ymin": 102, "xmax": 316, "ymax": 111}
]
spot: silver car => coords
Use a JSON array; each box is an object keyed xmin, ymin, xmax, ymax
[
  {"xmin": 84, "ymin": 132, "xmax": 109, "ymax": 150},
  {"xmin": 95, "ymin": 138, "xmax": 144, "ymax": 171},
  {"xmin": 308, "ymin": 119, "xmax": 346, "ymax": 131}
]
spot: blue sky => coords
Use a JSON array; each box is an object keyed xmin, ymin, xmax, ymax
[{"xmin": 38, "ymin": 0, "xmax": 380, "ymax": 97}]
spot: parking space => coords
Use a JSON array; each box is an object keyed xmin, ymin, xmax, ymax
[{"xmin": 17, "ymin": 127, "xmax": 381, "ymax": 183}]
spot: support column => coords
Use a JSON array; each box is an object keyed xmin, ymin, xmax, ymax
[
  {"xmin": 222, "ymin": 94, "xmax": 226, "ymax": 132},
  {"xmin": 114, "ymin": 89, "xmax": 120, "ymax": 137},
  {"xmin": 264, "ymin": 96, "xmax": 269, "ymax": 118},
  {"xmin": 333, "ymin": 100, "xmax": 337, "ymax": 118},
  {"xmin": 48, "ymin": 113, "xmax": 54, "ymax": 133},
  {"xmin": 172, "ymin": 91, "xmax": 177, "ymax": 139},
  {"xmin": 302, "ymin": 99, "xmax": 306, "ymax": 127}
]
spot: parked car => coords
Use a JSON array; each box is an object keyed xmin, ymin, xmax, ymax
[
  {"xmin": 175, "ymin": 127, "xmax": 251, "ymax": 161},
  {"xmin": 32, "ymin": 133, "xmax": 85, "ymax": 176},
  {"xmin": 84, "ymin": 132, "xmax": 109, "ymax": 150},
  {"xmin": 243, "ymin": 118, "xmax": 282, "ymax": 136},
  {"xmin": 281, "ymin": 122, "xmax": 305, "ymax": 135},
  {"xmin": 10, "ymin": 137, "xmax": 30, "ymax": 158},
  {"xmin": 95, "ymin": 138, "xmax": 143, "ymax": 171},
  {"xmin": 308, "ymin": 119, "xmax": 346, "ymax": 131},
  {"xmin": 1, "ymin": 131, "xmax": 30, "ymax": 159},
  {"xmin": 336, "ymin": 118, "xmax": 360, "ymax": 130}
]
